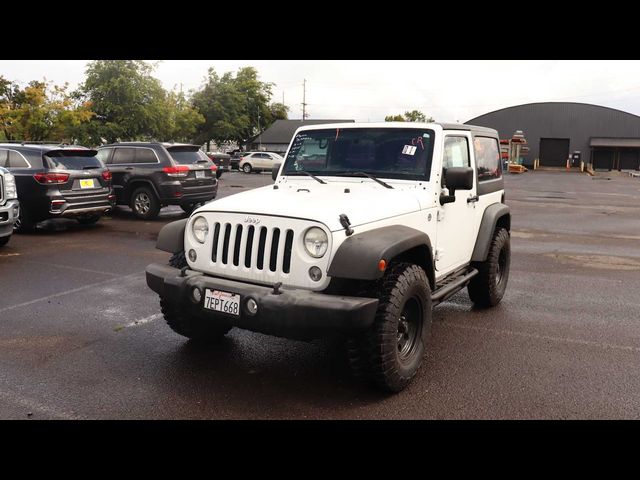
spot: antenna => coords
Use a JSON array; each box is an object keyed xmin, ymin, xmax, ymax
[{"xmin": 302, "ymin": 79, "xmax": 309, "ymax": 120}]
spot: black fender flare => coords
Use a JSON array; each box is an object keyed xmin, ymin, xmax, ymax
[
  {"xmin": 471, "ymin": 203, "xmax": 511, "ymax": 262},
  {"xmin": 125, "ymin": 179, "xmax": 161, "ymax": 204},
  {"xmin": 327, "ymin": 225, "xmax": 435, "ymax": 287},
  {"xmin": 156, "ymin": 218, "xmax": 188, "ymax": 253}
]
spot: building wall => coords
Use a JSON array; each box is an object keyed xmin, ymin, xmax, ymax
[{"xmin": 466, "ymin": 102, "xmax": 640, "ymax": 167}]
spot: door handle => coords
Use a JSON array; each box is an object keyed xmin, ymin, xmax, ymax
[
  {"xmin": 467, "ymin": 195, "xmax": 479, "ymax": 203},
  {"xmin": 125, "ymin": 167, "xmax": 134, "ymax": 170}
]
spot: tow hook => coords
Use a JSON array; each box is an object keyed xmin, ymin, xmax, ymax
[{"xmin": 272, "ymin": 282, "xmax": 283, "ymax": 295}]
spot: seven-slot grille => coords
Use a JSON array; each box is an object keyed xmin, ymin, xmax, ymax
[{"xmin": 211, "ymin": 223, "xmax": 295, "ymax": 275}]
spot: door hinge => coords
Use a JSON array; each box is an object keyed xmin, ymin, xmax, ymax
[
  {"xmin": 435, "ymin": 249, "xmax": 443, "ymax": 262},
  {"xmin": 437, "ymin": 210, "xmax": 444, "ymax": 222}
]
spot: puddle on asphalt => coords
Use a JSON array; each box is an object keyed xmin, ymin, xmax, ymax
[{"xmin": 545, "ymin": 253, "xmax": 640, "ymax": 270}]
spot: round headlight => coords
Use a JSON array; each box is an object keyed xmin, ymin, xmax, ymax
[
  {"xmin": 303, "ymin": 227, "xmax": 328, "ymax": 258},
  {"xmin": 192, "ymin": 216, "xmax": 209, "ymax": 243}
]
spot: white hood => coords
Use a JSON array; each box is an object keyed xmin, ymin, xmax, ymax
[{"xmin": 198, "ymin": 178, "xmax": 425, "ymax": 231}]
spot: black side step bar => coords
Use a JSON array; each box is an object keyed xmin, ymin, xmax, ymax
[{"xmin": 431, "ymin": 268, "xmax": 478, "ymax": 306}]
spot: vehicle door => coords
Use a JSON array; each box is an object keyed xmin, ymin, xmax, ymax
[
  {"xmin": 435, "ymin": 133, "xmax": 478, "ymax": 273},
  {"xmin": 107, "ymin": 147, "xmax": 137, "ymax": 203}
]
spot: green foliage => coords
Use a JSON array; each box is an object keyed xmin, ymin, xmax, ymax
[
  {"xmin": 385, "ymin": 110, "xmax": 434, "ymax": 123},
  {"xmin": 0, "ymin": 76, "xmax": 93, "ymax": 142},
  {"xmin": 191, "ymin": 67, "xmax": 285, "ymax": 147}
]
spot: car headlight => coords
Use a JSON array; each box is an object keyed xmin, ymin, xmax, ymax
[
  {"xmin": 303, "ymin": 227, "xmax": 328, "ymax": 258},
  {"xmin": 3, "ymin": 173, "xmax": 17, "ymax": 200},
  {"xmin": 192, "ymin": 216, "xmax": 209, "ymax": 244}
]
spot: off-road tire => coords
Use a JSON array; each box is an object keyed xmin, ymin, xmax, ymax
[
  {"xmin": 347, "ymin": 262, "xmax": 432, "ymax": 392},
  {"xmin": 130, "ymin": 186, "xmax": 160, "ymax": 220},
  {"xmin": 468, "ymin": 227, "xmax": 510, "ymax": 308},
  {"xmin": 0, "ymin": 235, "xmax": 10, "ymax": 247},
  {"xmin": 77, "ymin": 215, "xmax": 102, "ymax": 225},
  {"xmin": 242, "ymin": 163, "xmax": 252, "ymax": 173}
]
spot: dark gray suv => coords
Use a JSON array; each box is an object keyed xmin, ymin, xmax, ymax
[{"xmin": 96, "ymin": 143, "xmax": 219, "ymax": 219}]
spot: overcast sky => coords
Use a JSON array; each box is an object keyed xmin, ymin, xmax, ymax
[{"xmin": 2, "ymin": 60, "xmax": 640, "ymax": 123}]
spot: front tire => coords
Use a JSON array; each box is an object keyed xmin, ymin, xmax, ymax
[
  {"xmin": 348, "ymin": 263, "xmax": 432, "ymax": 392},
  {"xmin": 130, "ymin": 187, "xmax": 160, "ymax": 220},
  {"xmin": 468, "ymin": 227, "xmax": 510, "ymax": 308},
  {"xmin": 242, "ymin": 163, "xmax": 252, "ymax": 173}
]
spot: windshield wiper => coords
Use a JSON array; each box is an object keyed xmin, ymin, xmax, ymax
[
  {"xmin": 289, "ymin": 170, "xmax": 326, "ymax": 184},
  {"xmin": 334, "ymin": 171, "xmax": 393, "ymax": 189}
]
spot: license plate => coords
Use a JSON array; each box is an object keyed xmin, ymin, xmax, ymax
[
  {"xmin": 195, "ymin": 170, "xmax": 205, "ymax": 179},
  {"xmin": 204, "ymin": 289, "xmax": 240, "ymax": 316},
  {"xmin": 79, "ymin": 179, "xmax": 95, "ymax": 189}
]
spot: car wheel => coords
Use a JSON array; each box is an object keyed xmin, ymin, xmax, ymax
[
  {"xmin": 130, "ymin": 187, "xmax": 161, "ymax": 220},
  {"xmin": 242, "ymin": 163, "xmax": 252, "ymax": 173},
  {"xmin": 76, "ymin": 215, "xmax": 102, "ymax": 225},
  {"xmin": 14, "ymin": 208, "xmax": 36, "ymax": 233},
  {"xmin": 0, "ymin": 235, "xmax": 10, "ymax": 247},
  {"xmin": 216, "ymin": 170, "xmax": 223, "ymax": 179},
  {"xmin": 468, "ymin": 227, "xmax": 510, "ymax": 308},
  {"xmin": 347, "ymin": 262, "xmax": 432, "ymax": 392}
]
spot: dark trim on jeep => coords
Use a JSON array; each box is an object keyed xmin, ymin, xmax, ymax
[
  {"xmin": 156, "ymin": 218, "xmax": 188, "ymax": 253},
  {"xmin": 328, "ymin": 225, "xmax": 435, "ymax": 287},
  {"xmin": 477, "ymin": 177, "xmax": 504, "ymax": 195},
  {"xmin": 471, "ymin": 203, "xmax": 511, "ymax": 262}
]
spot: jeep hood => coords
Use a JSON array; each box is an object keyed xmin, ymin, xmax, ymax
[{"xmin": 197, "ymin": 181, "xmax": 424, "ymax": 231}]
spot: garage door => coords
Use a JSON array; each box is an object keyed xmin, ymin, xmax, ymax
[
  {"xmin": 539, "ymin": 138, "xmax": 570, "ymax": 167},
  {"xmin": 593, "ymin": 149, "xmax": 614, "ymax": 170},
  {"xmin": 619, "ymin": 149, "xmax": 640, "ymax": 171}
]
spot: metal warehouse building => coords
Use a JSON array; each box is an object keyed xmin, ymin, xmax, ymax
[{"xmin": 466, "ymin": 102, "xmax": 640, "ymax": 171}]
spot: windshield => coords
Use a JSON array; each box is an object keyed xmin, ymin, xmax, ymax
[
  {"xmin": 44, "ymin": 150, "xmax": 102, "ymax": 170},
  {"xmin": 167, "ymin": 147, "xmax": 211, "ymax": 165},
  {"xmin": 282, "ymin": 128, "xmax": 435, "ymax": 181}
]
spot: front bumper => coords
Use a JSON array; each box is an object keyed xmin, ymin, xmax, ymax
[
  {"xmin": 145, "ymin": 263, "xmax": 379, "ymax": 340},
  {"xmin": 0, "ymin": 199, "xmax": 19, "ymax": 237}
]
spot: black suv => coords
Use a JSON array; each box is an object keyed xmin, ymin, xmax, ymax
[
  {"xmin": 96, "ymin": 143, "xmax": 218, "ymax": 219},
  {"xmin": 0, "ymin": 144, "xmax": 115, "ymax": 232}
]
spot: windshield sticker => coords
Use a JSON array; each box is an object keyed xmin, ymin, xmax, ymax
[
  {"xmin": 402, "ymin": 145, "xmax": 417, "ymax": 155},
  {"xmin": 411, "ymin": 136, "xmax": 425, "ymax": 150}
]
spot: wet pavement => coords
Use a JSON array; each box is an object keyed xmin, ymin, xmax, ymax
[{"xmin": 0, "ymin": 170, "xmax": 639, "ymax": 419}]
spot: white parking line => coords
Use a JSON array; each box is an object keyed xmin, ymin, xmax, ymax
[
  {"xmin": 124, "ymin": 313, "xmax": 162, "ymax": 328},
  {"xmin": 0, "ymin": 272, "xmax": 141, "ymax": 315},
  {"xmin": 440, "ymin": 321, "xmax": 640, "ymax": 354},
  {"xmin": 19, "ymin": 259, "xmax": 121, "ymax": 277}
]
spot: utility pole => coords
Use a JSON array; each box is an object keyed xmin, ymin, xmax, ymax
[
  {"xmin": 257, "ymin": 105, "xmax": 262, "ymax": 151},
  {"xmin": 302, "ymin": 79, "xmax": 308, "ymax": 120}
]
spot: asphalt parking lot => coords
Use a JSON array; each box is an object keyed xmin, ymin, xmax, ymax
[{"xmin": 1, "ymin": 170, "xmax": 639, "ymax": 419}]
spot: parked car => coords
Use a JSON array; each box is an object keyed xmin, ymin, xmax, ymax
[
  {"xmin": 239, "ymin": 151, "xmax": 284, "ymax": 173},
  {"xmin": 96, "ymin": 142, "xmax": 218, "ymax": 219},
  {"xmin": 205, "ymin": 152, "xmax": 231, "ymax": 178},
  {"xmin": 229, "ymin": 151, "xmax": 249, "ymax": 170},
  {"xmin": 0, "ymin": 166, "xmax": 19, "ymax": 246},
  {"xmin": 0, "ymin": 144, "xmax": 115, "ymax": 232}
]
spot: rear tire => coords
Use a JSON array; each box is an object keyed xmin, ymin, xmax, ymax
[
  {"xmin": 130, "ymin": 187, "xmax": 160, "ymax": 220},
  {"xmin": 468, "ymin": 227, "xmax": 510, "ymax": 308},
  {"xmin": 0, "ymin": 235, "xmax": 10, "ymax": 247},
  {"xmin": 242, "ymin": 163, "xmax": 252, "ymax": 173},
  {"xmin": 347, "ymin": 262, "xmax": 432, "ymax": 392}
]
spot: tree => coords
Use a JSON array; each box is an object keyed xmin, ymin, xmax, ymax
[
  {"xmin": 191, "ymin": 66, "xmax": 281, "ymax": 148},
  {"xmin": 385, "ymin": 110, "xmax": 434, "ymax": 123},
  {"xmin": 0, "ymin": 76, "xmax": 93, "ymax": 142},
  {"xmin": 77, "ymin": 60, "xmax": 169, "ymax": 144},
  {"xmin": 156, "ymin": 89, "xmax": 205, "ymax": 143}
]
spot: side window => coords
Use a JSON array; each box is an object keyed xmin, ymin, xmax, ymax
[
  {"xmin": 134, "ymin": 148, "xmax": 157, "ymax": 164},
  {"xmin": 96, "ymin": 148, "xmax": 112, "ymax": 164},
  {"xmin": 443, "ymin": 137, "xmax": 470, "ymax": 169},
  {"xmin": 111, "ymin": 148, "xmax": 136, "ymax": 165},
  {"xmin": 474, "ymin": 137, "xmax": 502, "ymax": 181},
  {"xmin": 8, "ymin": 150, "xmax": 30, "ymax": 168},
  {"xmin": 0, "ymin": 149, "xmax": 7, "ymax": 168}
]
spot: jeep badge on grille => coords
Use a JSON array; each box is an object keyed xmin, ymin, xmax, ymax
[{"xmin": 244, "ymin": 216, "xmax": 260, "ymax": 224}]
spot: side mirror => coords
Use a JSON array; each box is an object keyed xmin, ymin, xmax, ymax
[
  {"xmin": 272, "ymin": 163, "xmax": 281, "ymax": 181},
  {"xmin": 440, "ymin": 167, "xmax": 474, "ymax": 205}
]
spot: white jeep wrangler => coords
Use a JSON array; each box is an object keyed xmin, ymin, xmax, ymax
[
  {"xmin": 0, "ymin": 167, "xmax": 19, "ymax": 247},
  {"xmin": 146, "ymin": 123, "xmax": 511, "ymax": 392}
]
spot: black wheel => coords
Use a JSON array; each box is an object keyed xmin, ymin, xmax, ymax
[
  {"xmin": 14, "ymin": 208, "xmax": 36, "ymax": 233},
  {"xmin": 347, "ymin": 262, "xmax": 432, "ymax": 392},
  {"xmin": 0, "ymin": 235, "xmax": 10, "ymax": 247},
  {"xmin": 216, "ymin": 170, "xmax": 223, "ymax": 179},
  {"xmin": 180, "ymin": 203, "xmax": 203, "ymax": 215},
  {"xmin": 242, "ymin": 163, "xmax": 252, "ymax": 173},
  {"xmin": 468, "ymin": 227, "xmax": 510, "ymax": 308},
  {"xmin": 130, "ymin": 187, "xmax": 160, "ymax": 220},
  {"xmin": 76, "ymin": 215, "xmax": 102, "ymax": 225}
]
